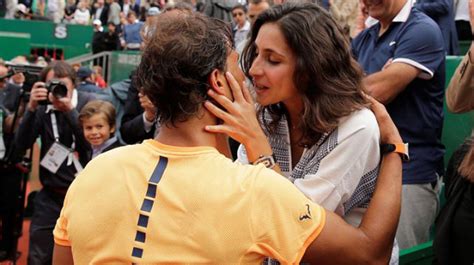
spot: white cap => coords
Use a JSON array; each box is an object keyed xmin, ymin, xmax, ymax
[
  {"xmin": 17, "ymin": 3, "xmax": 27, "ymax": 14},
  {"xmin": 93, "ymin": 19, "xmax": 102, "ymax": 26},
  {"xmin": 147, "ymin": 7, "xmax": 161, "ymax": 16}
]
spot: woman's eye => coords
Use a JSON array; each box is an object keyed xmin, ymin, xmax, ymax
[{"xmin": 268, "ymin": 58, "xmax": 280, "ymax": 65}]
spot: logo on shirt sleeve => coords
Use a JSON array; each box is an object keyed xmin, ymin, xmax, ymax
[{"xmin": 299, "ymin": 204, "xmax": 312, "ymax": 221}]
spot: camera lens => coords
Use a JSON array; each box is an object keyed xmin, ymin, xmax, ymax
[{"xmin": 49, "ymin": 81, "xmax": 68, "ymax": 99}]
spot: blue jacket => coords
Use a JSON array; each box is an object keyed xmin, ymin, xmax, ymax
[{"xmin": 416, "ymin": 0, "xmax": 460, "ymax": 55}]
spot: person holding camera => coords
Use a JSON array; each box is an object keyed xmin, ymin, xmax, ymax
[
  {"xmin": 0, "ymin": 64, "xmax": 22, "ymax": 114},
  {"xmin": 0, "ymin": 67, "xmax": 24, "ymax": 262},
  {"xmin": 14, "ymin": 61, "xmax": 95, "ymax": 265}
]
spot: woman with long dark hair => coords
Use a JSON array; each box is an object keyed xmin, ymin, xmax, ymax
[{"xmin": 206, "ymin": 1, "xmax": 382, "ymax": 232}]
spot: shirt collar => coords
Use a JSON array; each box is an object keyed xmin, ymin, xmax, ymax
[
  {"xmin": 45, "ymin": 89, "xmax": 78, "ymax": 113},
  {"xmin": 365, "ymin": 0, "xmax": 413, "ymax": 28},
  {"xmin": 234, "ymin": 20, "xmax": 250, "ymax": 31},
  {"xmin": 91, "ymin": 136, "xmax": 117, "ymax": 158}
]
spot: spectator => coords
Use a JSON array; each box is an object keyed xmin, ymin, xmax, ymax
[
  {"xmin": 121, "ymin": 0, "xmax": 139, "ymax": 17},
  {"xmin": 52, "ymin": 11, "xmax": 403, "ymax": 264},
  {"xmin": 8, "ymin": 56, "xmax": 28, "ymax": 88},
  {"xmin": 106, "ymin": 0, "xmax": 120, "ymax": 26},
  {"xmin": 203, "ymin": 0, "xmax": 239, "ymax": 22},
  {"xmin": 416, "ymin": 0, "xmax": 460, "ymax": 55},
  {"xmin": 231, "ymin": 4, "xmax": 250, "ymax": 49},
  {"xmin": 71, "ymin": 63, "xmax": 81, "ymax": 72},
  {"xmin": 63, "ymin": 0, "xmax": 76, "ymax": 23},
  {"xmin": 123, "ymin": 11, "xmax": 143, "ymax": 50},
  {"xmin": 235, "ymin": 0, "xmax": 270, "ymax": 54},
  {"xmin": 146, "ymin": 6, "xmax": 160, "ymax": 17},
  {"xmin": 247, "ymin": 0, "xmax": 270, "ymax": 25},
  {"xmin": 352, "ymin": 0, "xmax": 446, "ymax": 249},
  {"xmin": 14, "ymin": 61, "xmax": 95, "ymax": 264},
  {"xmin": 120, "ymin": 71, "xmax": 157, "ymax": 144},
  {"xmin": 91, "ymin": 19, "xmax": 105, "ymax": 55},
  {"xmin": 79, "ymin": 100, "xmax": 122, "ymax": 161},
  {"xmin": 455, "ymin": 0, "xmax": 472, "ymax": 41},
  {"xmin": 73, "ymin": 0, "xmax": 91, "ymax": 24},
  {"xmin": 0, "ymin": 82, "xmax": 23, "ymax": 264},
  {"xmin": 103, "ymin": 22, "xmax": 121, "ymax": 51},
  {"xmin": 93, "ymin": 65, "xmax": 107, "ymax": 88},
  {"xmin": 91, "ymin": 0, "xmax": 109, "ymax": 25},
  {"xmin": 4, "ymin": 0, "xmax": 17, "ymax": 18},
  {"xmin": 162, "ymin": 1, "xmax": 193, "ymax": 13},
  {"xmin": 0, "ymin": 65, "xmax": 21, "ymax": 113},
  {"xmin": 47, "ymin": 0, "xmax": 65, "ymax": 22},
  {"xmin": 77, "ymin": 66, "xmax": 102, "ymax": 93}
]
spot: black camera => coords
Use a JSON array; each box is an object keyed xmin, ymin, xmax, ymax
[{"xmin": 38, "ymin": 80, "xmax": 68, "ymax": 105}]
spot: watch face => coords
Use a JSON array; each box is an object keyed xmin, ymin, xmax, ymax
[
  {"xmin": 254, "ymin": 155, "xmax": 276, "ymax": 168},
  {"xmin": 261, "ymin": 158, "xmax": 273, "ymax": 168}
]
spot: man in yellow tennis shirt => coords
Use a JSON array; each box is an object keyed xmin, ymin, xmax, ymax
[{"xmin": 52, "ymin": 10, "xmax": 404, "ymax": 264}]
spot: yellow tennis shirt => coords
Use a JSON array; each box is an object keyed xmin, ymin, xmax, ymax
[{"xmin": 54, "ymin": 140, "xmax": 325, "ymax": 264}]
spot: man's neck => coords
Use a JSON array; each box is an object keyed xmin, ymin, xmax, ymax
[
  {"xmin": 379, "ymin": 0, "xmax": 407, "ymax": 34},
  {"xmin": 154, "ymin": 110, "xmax": 228, "ymax": 152}
]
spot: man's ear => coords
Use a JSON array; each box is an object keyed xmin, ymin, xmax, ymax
[{"xmin": 208, "ymin": 69, "xmax": 226, "ymax": 95}]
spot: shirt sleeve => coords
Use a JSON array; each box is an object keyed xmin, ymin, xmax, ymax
[
  {"xmin": 53, "ymin": 190, "xmax": 72, "ymax": 246},
  {"xmin": 391, "ymin": 19, "xmax": 445, "ymax": 80},
  {"xmin": 249, "ymin": 167, "xmax": 326, "ymax": 263},
  {"xmin": 293, "ymin": 109, "xmax": 380, "ymax": 215}
]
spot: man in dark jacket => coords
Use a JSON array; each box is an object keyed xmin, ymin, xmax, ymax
[{"xmin": 416, "ymin": 0, "xmax": 460, "ymax": 55}]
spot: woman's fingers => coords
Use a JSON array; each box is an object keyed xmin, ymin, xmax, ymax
[
  {"xmin": 225, "ymin": 72, "xmax": 245, "ymax": 102},
  {"xmin": 204, "ymin": 124, "xmax": 234, "ymax": 135},
  {"xmin": 204, "ymin": 100, "xmax": 234, "ymax": 122},
  {"xmin": 207, "ymin": 89, "xmax": 237, "ymax": 114}
]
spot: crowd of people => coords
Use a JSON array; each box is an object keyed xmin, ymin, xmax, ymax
[{"xmin": 0, "ymin": 0, "xmax": 473, "ymax": 264}]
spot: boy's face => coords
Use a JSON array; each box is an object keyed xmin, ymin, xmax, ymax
[
  {"xmin": 232, "ymin": 8, "xmax": 246, "ymax": 27},
  {"xmin": 82, "ymin": 113, "xmax": 115, "ymax": 147}
]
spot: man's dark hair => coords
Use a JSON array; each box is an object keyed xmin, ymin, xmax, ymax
[
  {"xmin": 242, "ymin": 2, "xmax": 368, "ymax": 146},
  {"xmin": 39, "ymin": 61, "xmax": 77, "ymax": 84},
  {"xmin": 163, "ymin": 1, "xmax": 194, "ymax": 13},
  {"xmin": 136, "ymin": 13, "xmax": 233, "ymax": 125},
  {"xmin": 248, "ymin": 0, "xmax": 273, "ymax": 6}
]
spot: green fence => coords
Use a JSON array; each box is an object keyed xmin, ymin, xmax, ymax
[
  {"xmin": 109, "ymin": 51, "xmax": 141, "ymax": 84},
  {"xmin": 0, "ymin": 18, "xmax": 93, "ymax": 60}
]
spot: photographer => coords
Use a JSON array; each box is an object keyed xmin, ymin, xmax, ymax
[
  {"xmin": 14, "ymin": 61, "xmax": 94, "ymax": 264},
  {"xmin": 0, "ymin": 62, "xmax": 33, "ymax": 261},
  {"xmin": 0, "ymin": 64, "xmax": 21, "ymax": 113},
  {"xmin": 0, "ymin": 90, "xmax": 22, "ymax": 262}
]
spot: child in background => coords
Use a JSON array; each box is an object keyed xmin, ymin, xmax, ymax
[
  {"xmin": 231, "ymin": 4, "xmax": 250, "ymax": 49},
  {"xmin": 93, "ymin": 65, "xmax": 107, "ymax": 88},
  {"xmin": 79, "ymin": 100, "xmax": 123, "ymax": 161}
]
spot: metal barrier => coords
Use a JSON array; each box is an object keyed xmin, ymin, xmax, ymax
[{"xmin": 66, "ymin": 51, "xmax": 141, "ymax": 85}]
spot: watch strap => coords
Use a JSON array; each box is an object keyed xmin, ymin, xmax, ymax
[{"xmin": 381, "ymin": 143, "xmax": 409, "ymax": 161}]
